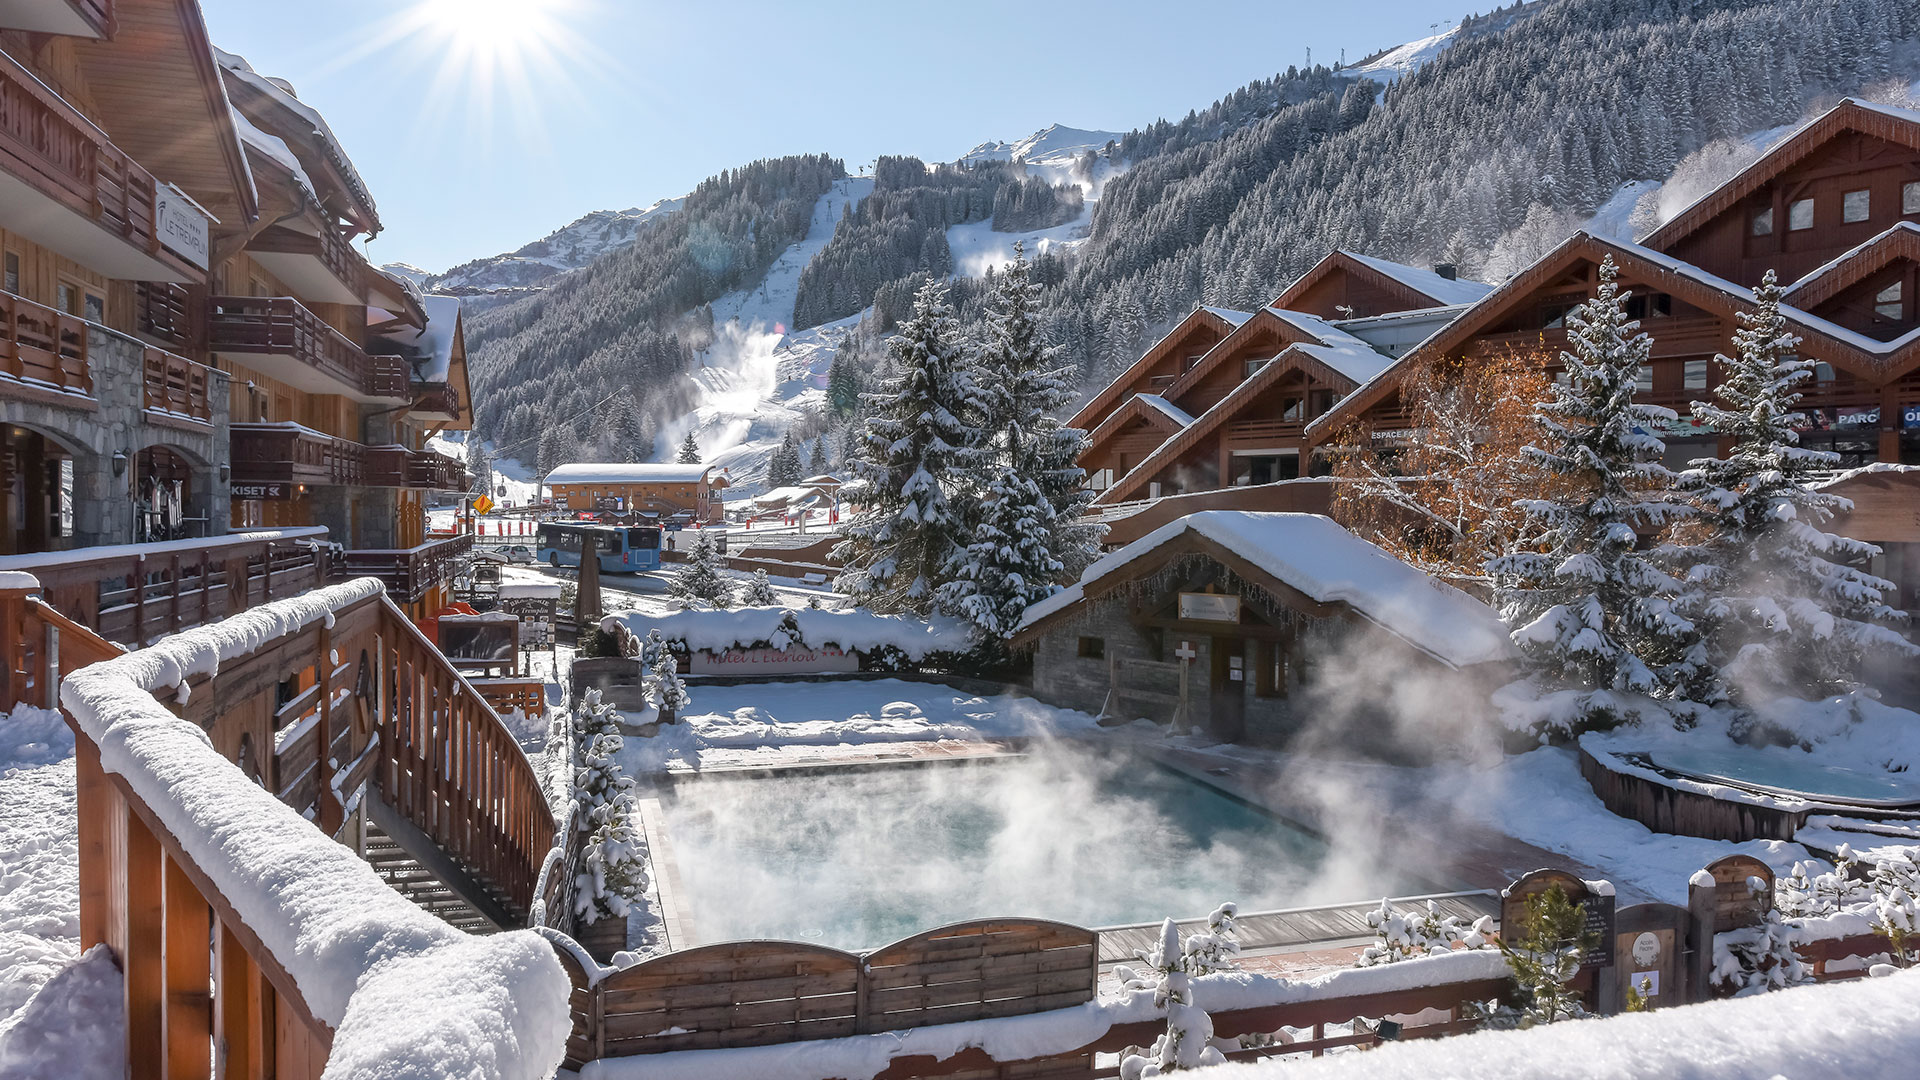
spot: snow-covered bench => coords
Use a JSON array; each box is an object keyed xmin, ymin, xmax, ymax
[{"xmin": 801, "ymin": 572, "xmax": 828, "ymax": 585}]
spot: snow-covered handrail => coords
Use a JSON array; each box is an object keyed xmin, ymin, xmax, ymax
[{"xmin": 59, "ymin": 579, "xmax": 572, "ymax": 1077}]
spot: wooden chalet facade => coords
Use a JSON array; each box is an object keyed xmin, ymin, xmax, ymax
[
  {"xmin": 1075, "ymin": 98, "xmax": 1920, "ymax": 609},
  {"xmin": 0, "ymin": 2, "xmax": 472, "ymax": 616},
  {"xmin": 545, "ymin": 462, "xmax": 730, "ymax": 524}
]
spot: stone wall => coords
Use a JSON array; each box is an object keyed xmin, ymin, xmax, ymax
[{"xmin": 3, "ymin": 326, "xmax": 229, "ymax": 547}]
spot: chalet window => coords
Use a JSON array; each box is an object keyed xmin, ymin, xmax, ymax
[
  {"xmin": 1813, "ymin": 360, "xmax": 1835, "ymax": 384},
  {"xmin": 1077, "ymin": 636, "xmax": 1105, "ymax": 660},
  {"xmin": 1751, "ymin": 208, "xmax": 1774, "ymax": 236},
  {"xmin": 1634, "ymin": 364, "xmax": 1654, "ymax": 393},
  {"xmin": 1876, "ymin": 281, "xmax": 1904, "ymax": 321},
  {"xmin": 1843, "ymin": 189, "xmax": 1871, "ymax": 223},
  {"xmin": 1542, "ymin": 301, "xmax": 1574, "ymax": 329},
  {"xmin": 1255, "ymin": 640, "xmax": 1287, "ymax": 698},
  {"xmin": 55, "ymin": 282, "xmax": 75, "ymax": 314},
  {"xmin": 2, "ymin": 252, "xmax": 15, "ymax": 294},
  {"xmin": 83, "ymin": 291, "xmax": 104, "ymax": 322},
  {"xmin": 1789, "ymin": 198, "xmax": 1815, "ymax": 231},
  {"xmin": 1183, "ymin": 353, "xmax": 1203, "ymax": 371},
  {"xmin": 1309, "ymin": 389, "xmax": 1334, "ymax": 415},
  {"xmin": 1682, "ymin": 360, "xmax": 1709, "ymax": 389},
  {"xmin": 1906, "ymin": 181, "xmax": 1920, "ymax": 216},
  {"xmin": 1626, "ymin": 293, "xmax": 1671, "ymax": 320},
  {"xmin": 1244, "ymin": 357, "xmax": 1270, "ymax": 378}
]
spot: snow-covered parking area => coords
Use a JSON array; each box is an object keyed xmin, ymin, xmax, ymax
[{"xmin": 616, "ymin": 678, "xmax": 1104, "ymax": 774}]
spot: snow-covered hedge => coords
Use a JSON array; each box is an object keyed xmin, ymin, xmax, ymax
[
  {"xmin": 604, "ymin": 606, "xmax": 973, "ymax": 662},
  {"xmin": 59, "ymin": 578, "xmax": 570, "ymax": 1079}
]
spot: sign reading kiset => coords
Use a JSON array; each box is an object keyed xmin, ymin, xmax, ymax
[
  {"xmin": 154, "ymin": 185, "xmax": 210, "ymax": 270},
  {"xmin": 1178, "ymin": 592, "xmax": 1241, "ymax": 623},
  {"xmin": 230, "ymin": 481, "xmax": 290, "ymax": 500}
]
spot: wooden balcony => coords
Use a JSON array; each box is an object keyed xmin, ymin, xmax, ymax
[
  {"xmin": 342, "ymin": 533, "xmax": 473, "ymax": 603},
  {"xmin": 247, "ymin": 223, "xmax": 364, "ymax": 307},
  {"xmin": 230, "ymin": 422, "xmax": 367, "ymax": 492},
  {"xmin": 0, "ymin": 526, "xmax": 329, "ymax": 648},
  {"xmin": 0, "ymin": 289, "xmax": 90, "ymax": 399},
  {"xmin": 0, "ymin": 47, "xmax": 202, "ymax": 282},
  {"xmin": 208, "ymin": 295, "xmax": 409, "ymax": 402},
  {"xmin": 141, "ymin": 346, "xmax": 213, "ymax": 425},
  {"xmin": 1224, "ymin": 418, "xmax": 1307, "ymax": 445},
  {"xmin": 0, "ymin": 0, "xmax": 112, "ymax": 37},
  {"xmin": 134, "ymin": 280, "xmax": 189, "ymax": 348},
  {"xmin": 365, "ymin": 447, "xmax": 469, "ymax": 491}
]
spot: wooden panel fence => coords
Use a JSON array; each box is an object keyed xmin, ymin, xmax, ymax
[{"xmin": 864, "ymin": 920, "xmax": 1100, "ymax": 1032}]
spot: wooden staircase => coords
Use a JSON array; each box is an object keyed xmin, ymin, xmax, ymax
[{"xmin": 361, "ymin": 821, "xmax": 498, "ymax": 933}]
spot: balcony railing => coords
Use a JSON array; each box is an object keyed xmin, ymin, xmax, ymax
[
  {"xmin": 1224, "ymin": 418, "xmax": 1308, "ymax": 444},
  {"xmin": 134, "ymin": 280, "xmax": 190, "ymax": 348},
  {"xmin": 0, "ymin": 526, "xmax": 329, "ymax": 648},
  {"xmin": 248, "ymin": 223, "xmax": 361, "ymax": 299},
  {"xmin": 141, "ymin": 347, "xmax": 213, "ymax": 424},
  {"xmin": 208, "ymin": 296, "xmax": 409, "ymax": 401},
  {"xmin": 230, "ymin": 422, "xmax": 367, "ymax": 489},
  {"xmin": 365, "ymin": 447, "xmax": 469, "ymax": 491},
  {"xmin": 342, "ymin": 533, "xmax": 473, "ymax": 603},
  {"xmin": 0, "ymin": 48, "xmax": 195, "ymax": 279},
  {"xmin": 0, "ymin": 290, "xmax": 89, "ymax": 396}
]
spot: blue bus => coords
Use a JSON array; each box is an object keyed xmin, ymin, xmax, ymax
[{"xmin": 537, "ymin": 523, "xmax": 663, "ymax": 572}]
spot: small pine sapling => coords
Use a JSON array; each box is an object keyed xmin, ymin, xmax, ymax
[
  {"xmin": 1116, "ymin": 903, "xmax": 1239, "ymax": 1077},
  {"xmin": 1479, "ymin": 884, "xmax": 1598, "ymax": 1028},
  {"xmin": 1869, "ymin": 854, "xmax": 1920, "ymax": 968},
  {"xmin": 668, "ymin": 529, "xmax": 735, "ymax": 609},
  {"xmin": 570, "ymin": 689, "xmax": 646, "ymax": 922},
  {"xmin": 740, "ymin": 568, "xmax": 779, "ymax": 606}
]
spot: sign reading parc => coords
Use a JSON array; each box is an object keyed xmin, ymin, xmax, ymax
[
  {"xmin": 154, "ymin": 184, "xmax": 210, "ymax": 269},
  {"xmin": 689, "ymin": 645, "xmax": 858, "ymax": 675}
]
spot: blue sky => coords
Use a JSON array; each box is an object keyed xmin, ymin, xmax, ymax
[{"xmin": 201, "ymin": 0, "xmax": 1468, "ymax": 274}]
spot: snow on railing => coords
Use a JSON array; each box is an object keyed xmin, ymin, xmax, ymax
[{"xmin": 60, "ymin": 578, "xmax": 571, "ymax": 1078}]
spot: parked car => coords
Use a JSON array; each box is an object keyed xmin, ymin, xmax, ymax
[{"xmin": 505, "ymin": 545, "xmax": 534, "ymax": 565}]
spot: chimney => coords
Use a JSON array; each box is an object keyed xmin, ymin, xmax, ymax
[{"xmin": 1432, "ymin": 263, "xmax": 1458, "ymax": 280}]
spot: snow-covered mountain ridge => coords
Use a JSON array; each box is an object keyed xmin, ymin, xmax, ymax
[{"xmin": 386, "ymin": 197, "xmax": 683, "ymax": 296}]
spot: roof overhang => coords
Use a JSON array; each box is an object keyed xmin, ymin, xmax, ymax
[
  {"xmin": 1068, "ymin": 306, "xmax": 1246, "ymax": 431},
  {"xmin": 0, "ymin": 0, "xmax": 113, "ymax": 37}
]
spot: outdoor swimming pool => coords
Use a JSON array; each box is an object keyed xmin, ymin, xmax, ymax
[
  {"xmin": 656, "ymin": 744, "xmax": 1408, "ymax": 950},
  {"xmin": 1648, "ymin": 747, "xmax": 1920, "ymax": 807}
]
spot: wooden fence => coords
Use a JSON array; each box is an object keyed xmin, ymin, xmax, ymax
[{"xmin": 549, "ymin": 919, "xmax": 1100, "ymax": 1069}]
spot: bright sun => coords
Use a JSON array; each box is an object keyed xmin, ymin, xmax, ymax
[{"xmin": 422, "ymin": 0, "xmax": 549, "ymax": 59}]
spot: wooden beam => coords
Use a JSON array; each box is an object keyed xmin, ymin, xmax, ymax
[
  {"xmin": 125, "ymin": 809, "xmax": 165, "ymax": 1080},
  {"xmin": 163, "ymin": 853, "xmax": 213, "ymax": 1080}
]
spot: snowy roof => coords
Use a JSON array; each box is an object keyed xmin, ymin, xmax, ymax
[
  {"xmin": 800, "ymin": 474, "xmax": 843, "ymax": 486},
  {"xmin": 1262, "ymin": 308, "xmax": 1397, "ymax": 384},
  {"xmin": 1200, "ymin": 306, "xmax": 1255, "ymax": 327},
  {"xmin": 1341, "ymin": 251, "xmax": 1496, "ymax": 307},
  {"xmin": 214, "ymin": 47, "xmax": 378, "ymax": 231},
  {"xmin": 546, "ymin": 462, "xmax": 715, "ymax": 485},
  {"xmin": 229, "ymin": 106, "xmax": 316, "ymax": 207},
  {"xmin": 1018, "ymin": 512, "xmax": 1515, "ymax": 668},
  {"xmin": 1781, "ymin": 221, "xmax": 1920, "ymax": 301},
  {"xmin": 1134, "ymin": 394, "xmax": 1195, "ymax": 428}
]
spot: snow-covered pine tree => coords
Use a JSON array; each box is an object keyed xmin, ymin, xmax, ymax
[
  {"xmin": 650, "ymin": 651, "xmax": 689, "ymax": 720},
  {"xmin": 676, "ymin": 430, "xmax": 702, "ymax": 464},
  {"xmin": 611, "ymin": 387, "xmax": 651, "ymax": 463},
  {"xmin": 940, "ymin": 245, "xmax": 1101, "ymax": 640},
  {"xmin": 571, "ymin": 689, "xmax": 645, "ymax": 923},
  {"xmin": 1675, "ymin": 271, "xmax": 1916, "ymax": 701},
  {"xmin": 810, "ymin": 433, "xmax": 830, "ymax": 475},
  {"xmin": 740, "ymin": 568, "xmax": 778, "ymax": 606},
  {"xmin": 1488, "ymin": 257, "xmax": 1697, "ymax": 727},
  {"xmin": 668, "ymin": 529, "xmax": 735, "ymax": 609},
  {"xmin": 768, "ymin": 430, "xmax": 802, "ymax": 488},
  {"xmin": 1115, "ymin": 903, "xmax": 1240, "ymax": 1077},
  {"xmin": 833, "ymin": 279, "xmax": 976, "ymax": 616},
  {"xmin": 465, "ymin": 434, "xmax": 494, "ymax": 496}
]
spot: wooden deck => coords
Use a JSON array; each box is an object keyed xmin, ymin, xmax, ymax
[{"xmin": 1094, "ymin": 891, "xmax": 1501, "ymax": 966}]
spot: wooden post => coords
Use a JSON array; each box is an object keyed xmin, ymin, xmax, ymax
[
  {"xmin": 125, "ymin": 811, "xmax": 166, "ymax": 1080},
  {"xmin": 1172, "ymin": 639, "xmax": 1196, "ymax": 730},
  {"xmin": 215, "ymin": 922, "xmax": 260, "ymax": 1080},
  {"xmin": 163, "ymin": 854, "xmax": 213, "ymax": 1080},
  {"xmin": 75, "ymin": 734, "xmax": 111, "ymax": 950},
  {"xmin": 316, "ymin": 618, "xmax": 341, "ymax": 836}
]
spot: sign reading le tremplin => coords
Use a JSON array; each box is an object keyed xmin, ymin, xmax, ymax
[
  {"xmin": 154, "ymin": 186, "xmax": 210, "ymax": 269},
  {"xmin": 1178, "ymin": 592, "xmax": 1241, "ymax": 622}
]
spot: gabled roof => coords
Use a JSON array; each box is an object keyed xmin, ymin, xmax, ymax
[
  {"xmin": 1643, "ymin": 99, "xmax": 1920, "ymax": 255},
  {"xmin": 1302, "ymin": 230, "xmax": 1920, "ymax": 446},
  {"xmin": 1136, "ymin": 394, "xmax": 1196, "ymax": 428},
  {"xmin": 1081, "ymin": 393, "xmax": 1194, "ymax": 465},
  {"xmin": 1012, "ymin": 511, "xmax": 1515, "ymax": 668},
  {"xmin": 1154, "ymin": 306, "xmax": 1391, "ymax": 412},
  {"xmin": 1781, "ymin": 221, "xmax": 1920, "ymax": 311},
  {"xmin": 1273, "ymin": 249, "xmax": 1495, "ymax": 313},
  {"xmin": 1094, "ymin": 342, "xmax": 1372, "ymax": 506},
  {"xmin": 546, "ymin": 463, "xmax": 718, "ymax": 486},
  {"xmin": 216, "ymin": 47, "xmax": 379, "ymax": 235},
  {"xmin": 1068, "ymin": 306, "xmax": 1250, "ymax": 431}
]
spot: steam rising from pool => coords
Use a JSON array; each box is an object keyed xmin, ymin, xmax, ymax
[{"xmin": 661, "ymin": 745, "xmax": 1412, "ymax": 950}]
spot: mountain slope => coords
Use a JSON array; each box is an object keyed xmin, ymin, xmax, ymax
[{"xmin": 393, "ymin": 198, "xmax": 685, "ymax": 296}]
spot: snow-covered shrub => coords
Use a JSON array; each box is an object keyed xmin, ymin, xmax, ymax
[
  {"xmin": 1869, "ymin": 853, "xmax": 1920, "ymax": 967},
  {"xmin": 1116, "ymin": 903, "xmax": 1239, "ymax": 1077},
  {"xmin": 740, "ymin": 568, "xmax": 778, "ymax": 606},
  {"xmin": 668, "ymin": 530, "xmax": 734, "ymax": 609},
  {"xmin": 1712, "ymin": 908, "xmax": 1809, "ymax": 996},
  {"xmin": 1356, "ymin": 898, "xmax": 1493, "ymax": 966},
  {"xmin": 768, "ymin": 609, "xmax": 806, "ymax": 651},
  {"xmin": 571, "ymin": 689, "xmax": 646, "ymax": 923},
  {"xmin": 633, "ymin": 627, "xmax": 690, "ymax": 719},
  {"xmin": 1776, "ymin": 848, "xmax": 1868, "ymax": 918}
]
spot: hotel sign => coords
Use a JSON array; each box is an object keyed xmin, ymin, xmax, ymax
[
  {"xmin": 1178, "ymin": 592, "xmax": 1241, "ymax": 623},
  {"xmin": 689, "ymin": 645, "xmax": 859, "ymax": 675},
  {"xmin": 154, "ymin": 185, "xmax": 210, "ymax": 270}
]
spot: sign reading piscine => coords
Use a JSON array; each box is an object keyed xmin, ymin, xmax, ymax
[
  {"xmin": 1178, "ymin": 592, "xmax": 1241, "ymax": 623},
  {"xmin": 688, "ymin": 645, "xmax": 858, "ymax": 675}
]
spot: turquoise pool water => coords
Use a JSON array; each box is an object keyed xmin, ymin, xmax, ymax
[
  {"xmin": 659, "ymin": 746, "xmax": 1401, "ymax": 950},
  {"xmin": 1648, "ymin": 747, "xmax": 1920, "ymax": 807}
]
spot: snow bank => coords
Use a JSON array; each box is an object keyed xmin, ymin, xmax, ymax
[
  {"xmin": 0, "ymin": 721, "xmax": 80, "ymax": 1030},
  {"xmin": 0, "ymin": 945, "xmax": 123, "ymax": 1079},
  {"xmin": 1021, "ymin": 513, "xmax": 1514, "ymax": 669},
  {"xmin": 605, "ymin": 607, "xmax": 972, "ymax": 659},
  {"xmin": 58, "ymin": 579, "xmax": 570, "ymax": 1079},
  {"xmin": 1222, "ymin": 966, "xmax": 1920, "ymax": 1079},
  {"xmin": 582, "ymin": 949, "xmax": 1505, "ymax": 1080}
]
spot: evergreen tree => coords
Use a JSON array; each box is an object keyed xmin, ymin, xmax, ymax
[
  {"xmin": 740, "ymin": 568, "xmax": 779, "ymax": 606},
  {"xmin": 668, "ymin": 529, "xmax": 735, "ymax": 608},
  {"xmin": 810, "ymin": 432, "xmax": 831, "ymax": 475},
  {"xmin": 570, "ymin": 689, "xmax": 645, "ymax": 923},
  {"xmin": 834, "ymin": 279, "xmax": 976, "ymax": 616},
  {"xmin": 465, "ymin": 434, "xmax": 494, "ymax": 497},
  {"xmin": 941, "ymin": 245, "xmax": 1101, "ymax": 639},
  {"xmin": 1676, "ymin": 272, "xmax": 1916, "ymax": 701},
  {"xmin": 827, "ymin": 352, "xmax": 862, "ymax": 415},
  {"xmin": 1489, "ymin": 258, "xmax": 1696, "ymax": 723},
  {"xmin": 610, "ymin": 387, "xmax": 651, "ymax": 463},
  {"xmin": 676, "ymin": 430, "xmax": 702, "ymax": 464},
  {"xmin": 768, "ymin": 430, "xmax": 803, "ymax": 488},
  {"xmin": 1485, "ymin": 885, "xmax": 1599, "ymax": 1027}
]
